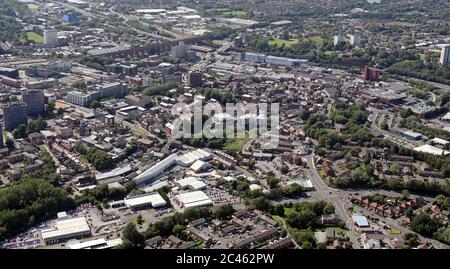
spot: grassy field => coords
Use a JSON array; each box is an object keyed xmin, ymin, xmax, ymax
[
  {"xmin": 224, "ymin": 136, "xmax": 250, "ymax": 153},
  {"xmin": 27, "ymin": 32, "xmax": 43, "ymax": 43},
  {"xmin": 268, "ymin": 38, "xmax": 299, "ymax": 48},
  {"xmin": 315, "ymin": 226, "xmax": 347, "ymax": 233}
]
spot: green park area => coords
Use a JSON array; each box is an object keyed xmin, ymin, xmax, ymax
[
  {"xmin": 224, "ymin": 136, "xmax": 250, "ymax": 153},
  {"xmin": 268, "ymin": 38, "xmax": 300, "ymax": 48},
  {"xmin": 27, "ymin": 32, "xmax": 43, "ymax": 43}
]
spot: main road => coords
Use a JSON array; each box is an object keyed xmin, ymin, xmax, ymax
[{"xmin": 304, "ymin": 154, "xmax": 361, "ymax": 248}]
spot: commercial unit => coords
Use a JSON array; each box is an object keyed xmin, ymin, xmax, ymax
[
  {"xmin": 133, "ymin": 153, "xmax": 178, "ymax": 185},
  {"xmin": 124, "ymin": 192, "xmax": 167, "ymax": 210},
  {"xmin": 41, "ymin": 217, "xmax": 91, "ymax": 245},
  {"xmin": 65, "ymin": 82, "xmax": 128, "ymax": 107},
  {"xmin": 414, "ymin": 144, "xmax": 450, "ymax": 156},
  {"xmin": 68, "ymin": 238, "xmax": 123, "ymax": 249},
  {"xmin": 25, "ymin": 61, "xmax": 71, "ymax": 78},
  {"xmin": 241, "ymin": 53, "xmax": 308, "ymax": 67},
  {"xmin": 133, "ymin": 149, "xmax": 212, "ymax": 185},
  {"xmin": 242, "ymin": 52, "xmax": 266, "ymax": 63},
  {"xmin": 2, "ymin": 102, "xmax": 28, "ymax": 131},
  {"xmin": 265, "ymin": 56, "xmax": 308, "ymax": 67},
  {"xmin": 115, "ymin": 106, "xmax": 145, "ymax": 122},
  {"xmin": 400, "ymin": 130, "xmax": 423, "ymax": 141},
  {"xmin": 175, "ymin": 191, "xmax": 213, "ymax": 209},
  {"xmin": 22, "ymin": 90, "xmax": 45, "ymax": 116},
  {"xmin": 352, "ymin": 215, "xmax": 370, "ymax": 228},
  {"xmin": 107, "ymin": 63, "xmax": 138, "ymax": 76},
  {"xmin": 175, "ymin": 177, "xmax": 206, "ymax": 191}
]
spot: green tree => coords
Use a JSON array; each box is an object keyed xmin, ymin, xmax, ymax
[
  {"xmin": 90, "ymin": 100, "xmax": 101, "ymax": 109},
  {"xmin": 213, "ymin": 204, "xmax": 235, "ymax": 220},
  {"xmin": 13, "ymin": 124, "xmax": 27, "ymax": 138},
  {"xmin": 266, "ymin": 175, "xmax": 279, "ymax": 189},
  {"xmin": 323, "ymin": 203, "xmax": 335, "ymax": 215},
  {"xmin": 121, "ymin": 223, "xmax": 144, "ymax": 249}
]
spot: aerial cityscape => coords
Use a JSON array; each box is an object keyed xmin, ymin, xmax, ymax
[{"xmin": 0, "ymin": 0, "xmax": 450, "ymax": 251}]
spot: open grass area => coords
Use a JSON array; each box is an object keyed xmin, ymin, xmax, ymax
[
  {"xmin": 315, "ymin": 226, "xmax": 347, "ymax": 233},
  {"xmin": 224, "ymin": 136, "xmax": 250, "ymax": 153},
  {"xmin": 389, "ymin": 227, "xmax": 401, "ymax": 235},
  {"xmin": 27, "ymin": 32, "xmax": 43, "ymax": 44},
  {"xmin": 268, "ymin": 38, "xmax": 299, "ymax": 48},
  {"xmin": 318, "ymin": 167, "xmax": 326, "ymax": 178}
]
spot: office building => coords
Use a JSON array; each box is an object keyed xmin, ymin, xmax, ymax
[
  {"xmin": 349, "ymin": 33, "xmax": 361, "ymax": 47},
  {"xmin": 2, "ymin": 102, "xmax": 28, "ymax": 131},
  {"xmin": 439, "ymin": 44, "xmax": 450, "ymax": 65},
  {"xmin": 171, "ymin": 42, "xmax": 187, "ymax": 58},
  {"xmin": 43, "ymin": 29, "xmax": 58, "ymax": 47},
  {"xmin": 22, "ymin": 90, "xmax": 45, "ymax": 116},
  {"xmin": 0, "ymin": 67, "xmax": 19, "ymax": 79},
  {"xmin": 187, "ymin": 71, "xmax": 202, "ymax": 87},
  {"xmin": 25, "ymin": 61, "xmax": 71, "ymax": 78},
  {"xmin": 334, "ymin": 34, "xmax": 345, "ymax": 46},
  {"xmin": 0, "ymin": 123, "xmax": 4, "ymax": 148},
  {"xmin": 65, "ymin": 82, "xmax": 128, "ymax": 107},
  {"xmin": 362, "ymin": 66, "xmax": 381, "ymax": 81}
]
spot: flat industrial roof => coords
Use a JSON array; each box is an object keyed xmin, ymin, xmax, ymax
[
  {"xmin": 414, "ymin": 144, "xmax": 450, "ymax": 156},
  {"xmin": 41, "ymin": 217, "xmax": 91, "ymax": 241},
  {"xmin": 352, "ymin": 215, "xmax": 369, "ymax": 227},
  {"xmin": 175, "ymin": 191, "xmax": 213, "ymax": 208},
  {"xmin": 124, "ymin": 192, "xmax": 167, "ymax": 208}
]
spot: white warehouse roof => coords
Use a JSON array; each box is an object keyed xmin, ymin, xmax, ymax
[
  {"xmin": 41, "ymin": 217, "xmax": 91, "ymax": 242},
  {"xmin": 133, "ymin": 154, "xmax": 178, "ymax": 185},
  {"xmin": 175, "ymin": 191, "xmax": 213, "ymax": 209},
  {"xmin": 175, "ymin": 177, "xmax": 206, "ymax": 190},
  {"xmin": 124, "ymin": 192, "xmax": 167, "ymax": 208},
  {"xmin": 414, "ymin": 144, "xmax": 450, "ymax": 156}
]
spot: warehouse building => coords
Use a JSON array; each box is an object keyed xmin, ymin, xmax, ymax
[
  {"xmin": 133, "ymin": 153, "xmax": 178, "ymax": 185},
  {"xmin": 175, "ymin": 191, "xmax": 213, "ymax": 209},
  {"xmin": 68, "ymin": 238, "xmax": 123, "ymax": 249},
  {"xmin": 133, "ymin": 149, "xmax": 212, "ymax": 185},
  {"xmin": 175, "ymin": 177, "xmax": 207, "ymax": 191},
  {"xmin": 124, "ymin": 192, "xmax": 167, "ymax": 210},
  {"xmin": 41, "ymin": 217, "xmax": 91, "ymax": 245}
]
